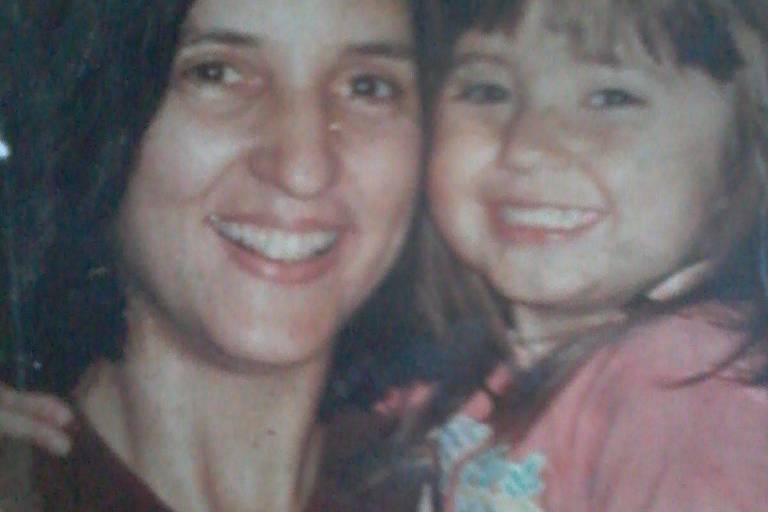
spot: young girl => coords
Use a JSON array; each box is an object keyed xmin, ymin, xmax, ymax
[{"xmin": 403, "ymin": 0, "xmax": 768, "ymax": 510}]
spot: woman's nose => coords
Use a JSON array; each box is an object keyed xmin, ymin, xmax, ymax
[{"xmin": 250, "ymin": 90, "xmax": 339, "ymax": 198}]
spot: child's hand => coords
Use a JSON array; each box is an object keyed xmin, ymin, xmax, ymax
[{"xmin": 0, "ymin": 382, "xmax": 73, "ymax": 456}]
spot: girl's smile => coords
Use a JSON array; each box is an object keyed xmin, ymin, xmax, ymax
[{"xmin": 487, "ymin": 200, "xmax": 608, "ymax": 244}]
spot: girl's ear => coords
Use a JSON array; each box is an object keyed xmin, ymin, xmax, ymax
[{"xmin": 645, "ymin": 260, "xmax": 715, "ymax": 302}]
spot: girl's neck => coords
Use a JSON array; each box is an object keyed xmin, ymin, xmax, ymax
[
  {"xmin": 73, "ymin": 309, "xmax": 330, "ymax": 512},
  {"xmin": 509, "ymin": 304, "xmax": 627, "ymax": 366}
]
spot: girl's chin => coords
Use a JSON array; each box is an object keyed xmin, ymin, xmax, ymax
[{"xmin": 494, "ymin": 278, "xmax": 598, "ymax": 306}]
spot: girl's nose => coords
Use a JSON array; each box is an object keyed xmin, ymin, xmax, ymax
[{"xmin": 498, "ymin": 107, "xmax": 573, "ymax": 174}]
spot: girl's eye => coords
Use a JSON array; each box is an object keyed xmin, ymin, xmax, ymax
[
  {"xmin": 348, "ymin": 74, "xmax": 403, "ymax": 102},
  {"xmin": 586, "ymin": 88, "xmax": 646, "ymax": 109},
  {"xmin": 457, "ymin": 82, "xmax": 512, "ymax": 104}
]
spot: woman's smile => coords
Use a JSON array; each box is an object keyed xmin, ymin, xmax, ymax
[
  {"xmin": 116, "ymin": 0, "xmax": 421, "ymax": 363},
  {"xmin": 207, "ymin": 212, "xmax": 348, "ymax": 284}
]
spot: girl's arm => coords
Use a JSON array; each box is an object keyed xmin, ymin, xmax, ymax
[{"xmin": 0, "ymin": 382, "xmax": 72, "ymax": 456}]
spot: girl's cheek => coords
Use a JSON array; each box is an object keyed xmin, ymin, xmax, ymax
[{"xmin": 562, "ymin": 112, "xmax": 637, "ymax": 157}]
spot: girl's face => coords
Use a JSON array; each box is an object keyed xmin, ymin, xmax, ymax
[
  {"xmin": 429, "ymin": 1, "xmax": 736, "ymax": 326},
  {"xmin": 117, "ymin": 0, "xmax": 420, "ymax": 364}
]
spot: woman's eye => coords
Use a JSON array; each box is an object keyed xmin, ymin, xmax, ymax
[
  {"xmin": 586, "ymin": 88, "xmax": 645, "ymax": 109},
  {"xmin": 457, "ymin": 82, "xmax": 512, "ymax": 104},
  {"xmin": 185, "ymin": 61, "xmax": 244, "ymax": 86},
  {"xmin": 348, "ymin": 74, "xmax": 402, "ymax": 102}
]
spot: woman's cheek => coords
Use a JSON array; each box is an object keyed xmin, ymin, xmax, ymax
[
  {"xmin": 351, "ymin": 117, "xmax": 421, "ymax": 211},
  {"xmin": 136, "ymin": 100, "xmax": 248, "ymax": 202}
]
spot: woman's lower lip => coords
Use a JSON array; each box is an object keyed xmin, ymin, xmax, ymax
[{"xmin": 216, "ymin": 232, "xmax": 343, "ymax": 285}]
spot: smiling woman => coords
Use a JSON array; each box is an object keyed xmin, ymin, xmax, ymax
[
  {"xmin": 114, "ymin": 0, "xmax": 421, "ymax": 367},
  {"xmin": 0, "ymin": 0, "xmax": 423, "ymax": 510}
]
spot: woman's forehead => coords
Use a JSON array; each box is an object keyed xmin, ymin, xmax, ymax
[{"xmin": 183, "ymin": 0, "xmax": 413, "ymax": 46}]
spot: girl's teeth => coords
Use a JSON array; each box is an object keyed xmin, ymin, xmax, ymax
[
  {"xmin": 501, "ymin": 207, "xmax": 598, "ymax": 230},
  {"xmin": 210, "ymin": 216, "xmax": 338, "ymax": 261}
]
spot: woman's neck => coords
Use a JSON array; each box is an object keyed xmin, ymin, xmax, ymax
[{"xmin": 74, "ymin": 313, "xmax": 330, "ymax": 512}]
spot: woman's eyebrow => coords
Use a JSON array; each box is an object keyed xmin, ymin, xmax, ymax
[{"xmin": 178, "ymin": 28, "xmax": 262, "ymax": 48}]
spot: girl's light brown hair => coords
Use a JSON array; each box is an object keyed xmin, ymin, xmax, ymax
[
  {"xmin": 338, "ymin": 2, "xmax": 768, "ymax": 506},
  {"xmin": 413, "ymin": 0, "xmax": 768, "ymax": 439}
]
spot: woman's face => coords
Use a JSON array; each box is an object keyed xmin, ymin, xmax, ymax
[
  {"xmin": 428, "ymin": 2, "xmax": 734, "ymax": 317},
  {"xmin": 117, "ymin": 0, "xmax": 420, "ymax": 364}
]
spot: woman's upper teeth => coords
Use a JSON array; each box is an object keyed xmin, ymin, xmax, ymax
[
  {"xmin": 501, "ymin": 207, "xmax": 599, "ymax": 229},
  {"xmin": 210, "ymin": 216, "xmax": 338, "ymax": 261}
]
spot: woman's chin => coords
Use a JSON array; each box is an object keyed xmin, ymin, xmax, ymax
[{"xmin": 206, "ymin": 324, "xmax": 336, "ymax": 370}]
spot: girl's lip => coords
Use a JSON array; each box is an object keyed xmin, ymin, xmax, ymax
[{"xmin": 487, "ymin": 201, "xmax": 607, "ymax": 244}]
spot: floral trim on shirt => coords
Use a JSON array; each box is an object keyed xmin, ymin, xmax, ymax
[{"xmin": 430, "ymin": 415, "xmax": 546, "ymax": 512}]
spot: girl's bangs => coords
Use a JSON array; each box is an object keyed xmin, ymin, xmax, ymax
[{"xmin": 441, "ymin": 0, "xmax": 746, "ymax": 81}]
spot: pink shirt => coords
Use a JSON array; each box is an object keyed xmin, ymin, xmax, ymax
[{"xmin": 384, "ymin": 307, "xmax": 768, "ymax": 511}]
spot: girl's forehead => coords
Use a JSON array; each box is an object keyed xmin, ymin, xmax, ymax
[
  {"xmin": 455, "ymin": 2, "xmax": 658, "ymax": 71},
  {"xmin": 452, "ymin": 0, "xmax": 747, "ymax": 81}
]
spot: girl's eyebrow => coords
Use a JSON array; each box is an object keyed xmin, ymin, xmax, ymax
[
  {"xmin": 453, "ymin": 50, "xmax": 621, "ymax": 69},
  {"xmin": 452, "ymin": 52, "xmax": 509, "ymax": 68},
  {"xmin": 584, "ymin": 53, "xmax": 621, "ymax": 68}
]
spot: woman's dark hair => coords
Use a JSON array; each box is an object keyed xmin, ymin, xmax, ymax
[
  {"xmin": 0, "ymin": 0, "xmax": 430, "ymax": 418},
  {"xmin": 320, "ymin": 0, "xmax": 450, "ymax": 418},
  {"xmin": 2, "ymin": 0, "xmax": 197, "ymax": 393}
]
